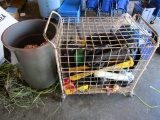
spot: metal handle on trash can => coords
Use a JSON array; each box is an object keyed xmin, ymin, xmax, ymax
[
  {"xmin": 10, "ymin": 51, "xmax": 18, "ymax": 65},
  {"xmin": 43, "ymin": 11, "xmax": 63, "ymax": 49},
  {"xmin": 43, "ymin": 11, "xmax": 66, "ymax": 97}
]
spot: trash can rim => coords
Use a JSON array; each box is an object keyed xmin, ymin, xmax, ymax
[{"xmin": 1, "ymin": 19, "xmax": 57, "ymax": 51}]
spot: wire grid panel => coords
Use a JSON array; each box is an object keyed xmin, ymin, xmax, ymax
[{"xmin": 57, "ymin": 15, "xmax": 158, "ymax": 95}]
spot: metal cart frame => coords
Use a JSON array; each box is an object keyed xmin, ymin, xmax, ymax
[{"xmin": 44, "ymin": 12, "xmax": 159, "ymax": 100}]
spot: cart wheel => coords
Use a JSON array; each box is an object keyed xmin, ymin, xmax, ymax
[
  {"xmin": 107, "ymin": 92, "xmax": 111, "ymax": 96},
  {"xmin": 125, "ymin": 91, "xmax": 134, "ymax": 97},
  {"xmin": 150, "ymin": 21, "xmax": 154, "ymax": 24},
  {"xmin": 60, "ymin": 94, "xmax": 66, "ymax": 103},
  {"xmin": 156, "ymin": 47, "xmax": 160, "ymax": 54}
]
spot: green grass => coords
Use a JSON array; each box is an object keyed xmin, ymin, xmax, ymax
[{"xmin": 0, "ymin": 62, "xmax": 59, "ymax": 113}]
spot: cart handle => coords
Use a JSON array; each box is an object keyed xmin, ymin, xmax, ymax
[
  {"xmin": 43, "ymin": 11, "xmax": 63, "ymax": 48},
  {"xmin": 133, "ymin": 14, "xmax": 158, "ymax": 44}
]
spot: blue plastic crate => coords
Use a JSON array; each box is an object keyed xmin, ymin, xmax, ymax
[
  {"xmin": 113, "ymin": 25, "xmax": 140, "ymax": 60},
  {"xmin": 58, "ymin": 0, "xmax": 81, "ymax": 14},
  {"xmin": 6, "ymin": 7, "xmax": 18, "ymax": 14},
  {"xmin": 58, "ymin": 10, "xmax": 81, "ymax": 22},
  {"xmin": 100, "ymin": 0, "xmax": 112, "ymax": 12},
  {"xmin": 86, "ymin": 0, "xmax": 98, "ymax": 9},
  {"xmin": 139, "ymin": 35, "xmax": 154, "ymax": 60},
  {"xmin": 63, "ymin": 17, "xmax": 80, "ymax": 23},
  {"xmin": 5, "ymin": 7, "xmax": 19, "ymax": 19},
  {"xmin": 98, "ymin": 0, "xmax": 113, "ymax": 16},
  {"xmin": 58, "ymin": 0, "xmax": 81, "ymax": 22},
  {"xmin": 116, "ymin": 0, "xmax": 129, "ymax": 9},
  {"xmin": 111, "ymin": 0, "xmax": 129, "ymax": 16},
  {"xmin": 85, "ymin": 0, "xmax": 98, "ymax": 17}
]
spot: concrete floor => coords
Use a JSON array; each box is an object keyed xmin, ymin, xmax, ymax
[{"xmin": 1, "ymin": 0, "xmax": 160, "ymax": 120}]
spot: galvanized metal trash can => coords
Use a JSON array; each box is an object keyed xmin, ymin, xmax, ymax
[{"xmin": 1, "ymin": 19, "xmax": 58, "ymax": 89}]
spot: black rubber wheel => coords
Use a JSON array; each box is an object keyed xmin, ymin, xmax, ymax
[
  {"xmin": 156, "ymin": 47, "xmax": 160, "ymax": 54},
  {"xmin": 61, "ymin": 98, "xmax": 65, "ymax": 102},
  {"xmin": 150, "ymin": 21, "xmax": 154, "ymax": 24}
]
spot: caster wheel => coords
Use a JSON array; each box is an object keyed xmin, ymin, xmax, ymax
[
  {"xmin": 125, "ymin": 91, "xmax": 134, "ymax": 97},
  {"xmin": 60, "ymin": 94, "xmax": 66, "ymax": 103},
  {"xmin": 150, "ymin": 21, "xmax": 154, "ymax": 24},
  {"xmin": 156, "ymin": 47, "xmax": 160, "ymax": 54},
  {"xmin": 60, "ymin": 98, "xmax": 65, "ymax": 104}
]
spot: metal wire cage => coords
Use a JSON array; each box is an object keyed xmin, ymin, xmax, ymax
[{"xmin": 44, "ymin": 12, "xmax": 159, "ymax": 99}]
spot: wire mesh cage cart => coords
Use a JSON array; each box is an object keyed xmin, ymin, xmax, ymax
[{"xmin": 44, "ymin": 12, "xmax": 159, "ymax": 100}]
